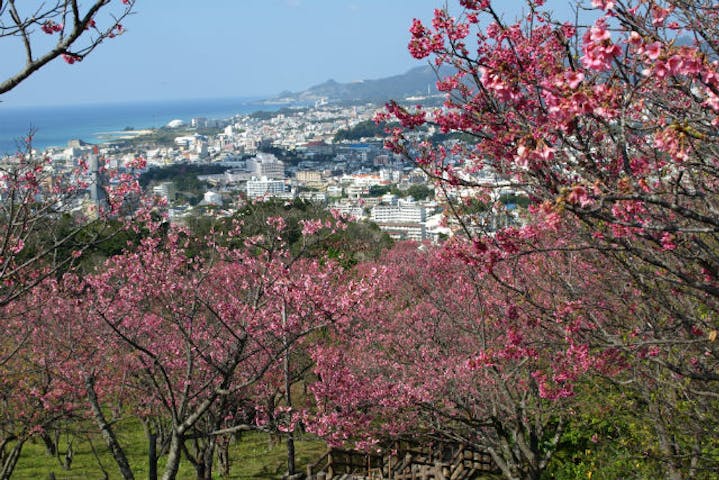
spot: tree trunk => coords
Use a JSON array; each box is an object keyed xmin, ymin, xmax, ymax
[
  {"xmin": 286, "ymin": 432, "xmax": 296, "ymax": 477},
  {"xmin": 283, "ymin": 303, "xmax": 296, "ymax": 477},
  {"xmin": 201, "ymin": 440, "xmax": 215, "ymax": 480},
  {"xmin": 194, "ymin": 462, "xmax": 205, "ymax": 480},
  {"xmin": 160, "ymin": 432, "xmax": 183, "ymax": 480},
  {"xmin": 0, "ymin": 440, "xmax": 25, "ymax": 480},
  {"xmin": 217, "ymin": 439, "xmax": 231, "ymax": 478},
  {"xmin": 40, "ymin": 431, "xmax": 57, "ymax": 456},
  {"xmin": 85, "ymin": 375, "xmax": 135, "ymax": 480},
  {"xmin": 148, "ymin": 432, "xmax": 158, "ymax": 480}
]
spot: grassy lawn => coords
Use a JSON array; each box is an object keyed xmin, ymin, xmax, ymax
[{"xmin": 12, "ymin": 418, "xmax": 326, "ymax": 479}]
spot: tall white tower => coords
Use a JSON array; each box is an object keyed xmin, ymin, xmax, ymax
[{"xmin": 87, "ymin": 148, "xmax": 108, "ymax": 211}]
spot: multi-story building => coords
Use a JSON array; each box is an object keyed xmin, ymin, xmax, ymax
[
  {"xmin": 191, "ymin": 117, "xmax": 208, "ymax": 128},
  {"xmin": 246, "ymin": 152, "xmax": 285, "ymax": 179},
  {"xmin": 87, "ymin": 153, "xmax": 108, "ymax": 211},
  {"xmin": 298, "ymin": 191, "xmax": 327, "ymax": 203},
  {"xmin": 371, "ymin": 201, "xmax": 428, "ymax": 241},
  {"xmin": 371, "ymin": 203, "xmax": 427, "ymax": 224},
  {"xmin": 296, "ymin": 170, "xmax": 322, "ymax": 184},
  {"xmin": 331, "ymin": 201, "xmax": 366, "ymax": 221},
  {"xmin": 374, "ymin": 223, "xmax": 426, "ymax": 241},
  {"xmin": 246, "ymin": 176, "xmax": 286, "ymax": 199}
]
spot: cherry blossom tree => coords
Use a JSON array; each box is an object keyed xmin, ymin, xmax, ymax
[
  {"xmin": 0, "ymin": 145, "xmax": 148, "ymax": 436},
  {"xmin": 0, "ymin": 0, "xmax": 138, "ymax": 364},
  {"xmin": 379, "ymin": 0, "xmax": 719, "ymax": 475},
  {"xmin": 387, "ymin": 1, "xmax": 719, "ymax": 291},
  {"xmin": 0, "ymin": 273, "xmax": 111, "ymax": 479},
  {"xmin": 0, "ymin": 160, "xmax": 146, "ymax": 479},
  {"xmin": 0, "ymin": 0, "xmax": 135, "ymax": 96},
  {"xmin": 308, "ymin": 232, "xmax": 629, "ymax": 480},
  {"xmin": 65, "ymin": 216, "xmax": 367, "ymax": 480},
  {"xmin": 384, "ymin": 0, "xmax": 719, "ymax": 359},
  {"xmin": 0, "ymin": 0, "xmax": 139, "ymax": 297}
]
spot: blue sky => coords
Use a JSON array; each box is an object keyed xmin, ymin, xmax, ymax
[{"xmin": 0, "ymin": 1, "xmax": 579, "ymax": 107}]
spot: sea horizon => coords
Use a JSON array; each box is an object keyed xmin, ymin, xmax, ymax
[{"xmin": 0, "ymin": 96, "xmax": 291, "ymax": 154}]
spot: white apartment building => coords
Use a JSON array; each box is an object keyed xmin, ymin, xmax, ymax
[
  {"xmin": 371, "ymin": 203, "xmax": 427, "ymax": 224},
  {"xmin": 331, "ymin": 202, "xmax": 365, "ymax": 221},
  {"xmin": 375, "ymin": 223, "xmax": 426, "ymax": 242},
  {"xmin": 246, "ymin": 152, "xmax": 285, "ymax": 179},
  {"xmin": 298, "ymin": 191, "xmax": 327, "ymax": 202},
  {"xmin": 246, "ymin": 176, "xmax": 286, "ymax": 199},
  {"xmin": 345, "ymin": 184, "xmax": 365, "ymax": 199},
  {"xmin": 371, "ymin": 202, "xmax": 428, "ymax": 241}
]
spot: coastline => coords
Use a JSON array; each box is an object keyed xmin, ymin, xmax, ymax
[
  {"xmin": 0, "ymin": 97, "xmax": 278, "ymax": 154},
  {"xmin": 94, "ymin": 129, "xmax": 156, "ymax": 142}
]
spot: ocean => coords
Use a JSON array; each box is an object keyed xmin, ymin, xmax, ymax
[{"xmin": 0, "ymin": 97, "xmax": 286, "ymax": 154}]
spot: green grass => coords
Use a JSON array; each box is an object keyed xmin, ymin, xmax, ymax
[{"xmin": 12, "ymin": 418, "xmax": 326, "ymax": 479}]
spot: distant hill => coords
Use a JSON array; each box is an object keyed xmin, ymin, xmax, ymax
[{"xmin": 267, "ymin": 65, "xmax": 447, "ymax": 105}]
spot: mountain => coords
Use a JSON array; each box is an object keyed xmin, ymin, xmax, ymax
[{"xmin": 268, "ymin": 65, "xmax": 445, "ymax": 105}]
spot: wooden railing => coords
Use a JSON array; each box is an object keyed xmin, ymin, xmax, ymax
[
  {"xmin": 306, "ymin": 440, "xmax": 496, "ymax": 479},
  {"xmin": 307, "ymin": 447, "xmax": 383, "ymax": 479},
  {"xmin": 446, "ymin": 445, "xmax": 495, "ymax": 480}
]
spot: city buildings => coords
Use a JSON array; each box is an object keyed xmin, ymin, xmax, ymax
[{"xmin": 11, "ymin": 101, "xmax": 524, "ymax": 244}]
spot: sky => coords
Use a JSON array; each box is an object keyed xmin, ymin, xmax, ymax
[{"xmin": 0, "ymin": 0, "xmax": 579, "ymax": 107}]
